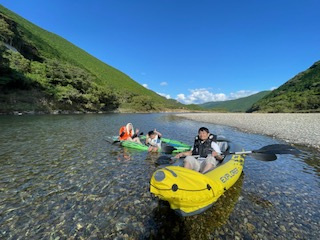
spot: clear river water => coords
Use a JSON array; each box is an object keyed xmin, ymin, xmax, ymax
[{"xmin": 0, "ymin": 113, "xmax": 319, "ymax": 240}]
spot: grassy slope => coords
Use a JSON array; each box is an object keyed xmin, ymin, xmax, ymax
[
  {"xmin": 200, "ymin": 91, "xmax": 271, "ymax": 112},
  {"xmin": 249, "ymin": 61, "xmax": 320, "ymax": 112},
  {"xmin": 0, "ymin": 5, "xmax": 179, "ymax": 108}
]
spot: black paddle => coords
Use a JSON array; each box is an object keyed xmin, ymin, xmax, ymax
[
  {"xmin": 253, "ymin": 144, "xmax": 301, "ymax": 155},
  {"xmin": 156, "ymin": 144, "xmax": 300, "ymax": 164},
  {"xmin": 161, "ymin": 145, "xmax": 179, "ymax": 154},
  {"xmin": 146, "ymin": 145, "xmax": 179, "ymax": 154},
  {"xmin": 105, "ymin": 136, "xmax": 120, "ymax": 144},
  {"xmin": 226, "ymin": 144, "xmax": 301, "ymax": 158}
]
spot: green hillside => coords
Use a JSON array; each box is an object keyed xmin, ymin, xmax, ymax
[
  {"xmin": 248, "ymin": 61, "xmax": 320, "ymax": 113},
  {"xmin": 200, "ymin": 91, "xmax": 271, "ymax": 112},
  {"xmin": 0, "ymin": 5, "xmax": 186, "ymax": 113}
]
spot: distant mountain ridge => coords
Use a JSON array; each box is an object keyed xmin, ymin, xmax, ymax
[{"xmin": 200, "ymin": 91, "xmax": 271, "ymax": 112}]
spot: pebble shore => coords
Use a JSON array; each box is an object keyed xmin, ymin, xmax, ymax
[{"xmin": 176, "ymin": 113, "xmax": 320, "ymax": 150}]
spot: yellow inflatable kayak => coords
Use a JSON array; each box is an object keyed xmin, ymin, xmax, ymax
[{"xmin": 150, "ymin": 140, "xmax": 245, "ymax": 216}]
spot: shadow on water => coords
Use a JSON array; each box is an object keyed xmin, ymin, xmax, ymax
[
  {"xmin": 148, "ymin": 174, "xmax": 244, "ymax": 240},
  {"xmin": 296, "ymin": 146, "xmax": 320, "ymax": 177}
]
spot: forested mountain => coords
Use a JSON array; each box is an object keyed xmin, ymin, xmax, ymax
[
  {"xmin": 1, "ymin": 5, "xmax": 318, "ymax": 114},
  {"xmin": 201, "ymin": 61, "xmax": 320, "ymax": 113},
  {"xmin": 200, "ymin": 91, "xmax": 271, "ymax": 112},
  {"xmin": 248, "ymin": 61, "xmax": 320, "ymax": 113},
  {"xmin": 0, "ymin": 5, "xmax": 186, "ymax": 113}
]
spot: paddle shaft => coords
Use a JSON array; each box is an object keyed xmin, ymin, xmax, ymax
[
  {"xmin": 157, "ymin": 144, "xmax": 299, "ymax": 165},
  {"xmin": 227, "ymin": 144, "xmax": 300, "ymax": 155},
  {"xmin": 226, "ymin": 150, "xmax": 277, "ymax": 161},
  {"xmin": 228, "ymin": 150, "xmax": 253, "ymax": 155}
]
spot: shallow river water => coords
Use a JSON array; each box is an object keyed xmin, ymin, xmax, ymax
[{"xmin": 0, "ymin": 113, "xmax": 319, "ymax": 240}]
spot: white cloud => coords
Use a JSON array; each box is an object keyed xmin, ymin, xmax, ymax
[
  {"xmin": 176, "ymin": 88, "xmax": 227, "ymax": 104},
  {"xmin": 160, "ymin": 81, "xmax": 168, "ymax": 86},
  {"xmin": 176, "ymin": 88, "xmax": 258, "ymax": 104},
  {"xmin": 157, "ymin": 92, "xmax": 171, "ymax": 99},
  {"xmin": 229, "ymin": 90, "xmax": 258, "ymax": 100},
  {"xmin": 176, "ymin": 93, "xmax": 186, "ymax": 102},
  {"xmin": 142, "ymin": 83, "xmax": 148, "ymax": 88}
]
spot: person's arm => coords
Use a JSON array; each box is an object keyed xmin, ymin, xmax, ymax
[
  {"xmin": 174, "ymin": 150, "xmax": 192, "ymax": 159},
  {"xmin": 132, "ymin": 128, "xmax": 139, "ymax": 138},
  {"xmin": 211, "ymin": 142, "xmax": 223, "ymax": 160},
  {"xmin": 154, "ymin": 129, "xmax": 162, "ymax": 138}
]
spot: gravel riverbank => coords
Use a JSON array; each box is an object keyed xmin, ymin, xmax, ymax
[{"xmin": 175, "ymin": 113, "xmax": 320, "ymax": 150}]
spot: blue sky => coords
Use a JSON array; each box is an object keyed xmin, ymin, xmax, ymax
[{"xmin": 1, "ymin": 0, "xmax": 319, "ymax": 104}]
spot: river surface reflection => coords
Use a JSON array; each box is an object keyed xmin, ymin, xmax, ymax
[{"xmin": 0, "ymin": 113, "xmax": 319, "ymax": 239}]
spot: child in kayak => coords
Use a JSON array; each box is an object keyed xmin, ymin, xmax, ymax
[
  {"xmin": 146, "ymin": 129, "xmax": 162, "ymax": 152},
  {"xmin": 119, "ymin": 123, "xmax": 142, "ymax": 143}
]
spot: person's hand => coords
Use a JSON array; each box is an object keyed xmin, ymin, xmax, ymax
[
  {"xmin": 175, "ymin": 153, "xmax": 182, "ymax": 158},
  {"xmin": 135, "ymin": 128, "xmax": 139, "ymax": 134},
  {"xmin": 212, "ymin": 151, "xmax": 222, "ymax": 160},
  {"xmin": 211, "ymin": 151, "xmax": 218, "ymax": 157}
]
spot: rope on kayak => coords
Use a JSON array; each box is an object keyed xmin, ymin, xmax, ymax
[{"xmin": 150, "ymin": 183, "xmax": 212, "ymax": 192}]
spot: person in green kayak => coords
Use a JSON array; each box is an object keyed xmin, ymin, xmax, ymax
[
  {"xmin": 174, "ymin": 127, "xmax": 223, "ymax": 173},
  {"xmin": 119, "ymin": 123, "xmax": 142, "ymax": 143},
  {"xmin": 145, "ymin": 129, "xmax": 162, "ymax": 152}
]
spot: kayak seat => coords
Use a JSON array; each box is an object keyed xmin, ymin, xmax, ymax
[
  {"xmin": 217, "ymin": 141, "xmax": 228, "ymax": 153},
  {"xmin": 216, "ymin": 141, "xmax": 229, "ymax": 165}
]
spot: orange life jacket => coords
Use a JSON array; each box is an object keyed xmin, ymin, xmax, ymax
[{"xmin": 119, "ymin": 126, "xmax": 133, "ymax": 140}]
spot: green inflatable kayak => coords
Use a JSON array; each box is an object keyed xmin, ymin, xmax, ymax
[
  {"xmin": 140, "ymin": 136, "xmax": 191, "ymax": 149},
  {"xmin": 110, "ymin": 136, "xmax": 191, "ymax": 153},
  {"xmin": 121, "ymin": 141, "xmax": 190, "ymax": 153}
]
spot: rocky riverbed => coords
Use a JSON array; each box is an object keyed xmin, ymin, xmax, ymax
[{"xmin": 175, "ymin": 113, "xmax": 320, "ymax": 150}]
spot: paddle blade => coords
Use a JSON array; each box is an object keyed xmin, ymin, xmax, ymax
[
  {"xmin": 112, "ymin": 139, "xmax": 120, "ymax": 144},
  {"xmin": 254, "ymin": 144, "xmax": 301, "ymax": 155},
  {"xmin": 105, "ymin": 136, "xmax": 120, "ymax": 144},
  {"xmin": 162, "ymin": 146, "xmax": 177, "ymax": 154},
  {"xmin": 250, "ymin": 153, "xmax": 277, "ymax": 161}
]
